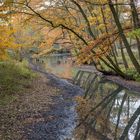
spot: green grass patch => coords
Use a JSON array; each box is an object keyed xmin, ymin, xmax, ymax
[
  {"xmin": 0, "ymin": 60, "xmax": 37, "ymax": 106},
  {"xmin": 124, "ymin": 69, "xmax": 140, "ymax": 82}
]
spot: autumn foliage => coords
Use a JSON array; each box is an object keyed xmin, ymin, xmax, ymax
[{"xmin": 0, "ymin": 0, "xmax": 140, "ymax": 79}]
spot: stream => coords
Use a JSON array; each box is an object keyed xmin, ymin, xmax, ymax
[
  {"xmin": 30, "ymin": 54, "xmax": 140, "ymax": 140},
  {"xmin": 28, "ymin": 60, "xmax": 83, "ymax": 140}
]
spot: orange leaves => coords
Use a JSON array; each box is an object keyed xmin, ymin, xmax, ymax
[{"xmin": 76, "ymin": 31, "xmax": 119, "ymax": 64}]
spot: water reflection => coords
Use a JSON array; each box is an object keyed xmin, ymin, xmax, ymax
[
  {"xmin": 34, "ymin": 54, "xmax": 76, "ymax": 79},
  {"xmin": 32, "ymin": 55, "xmax": 140, "ymax": 140},
  {"xmin": 74, "ymin": 70, "xmax": 140, "ymax": 140}
]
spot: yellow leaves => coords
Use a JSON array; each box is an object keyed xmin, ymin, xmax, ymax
[
  {"xmin": 0, "ymin": 53, "xmax": 8, "ymax": 60},
  {"xmin": 0, "ymin": 25, "xmax": 19, "ymax": 60},
  {"xmin": 88, "ymin": 16, "xmax": 97, "ymax": 25},
  {"xmin": 98, "ymin": 0, "xmax": 108, "ymax": 4},
  {"xmin": 97, "ymin": 23, "xmax": 105, "ymax": 30}
]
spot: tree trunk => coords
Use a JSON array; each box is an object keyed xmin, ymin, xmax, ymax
[
  {"xmin": 109, "ymin": 0, "xmax": 140, "ymax": 74},
  {"xmin": 130, "ymin": 0, "xmax": 140, "ymax": 28},
  {"xmin": 70, "ymin": 0, "xmax": 96, "ymax": 39},
  {"xmin": 119, "ymin": 40, "xmax": 129, "ymax": 69},
  {"xmin": 130, "ymin": 0, "xmax": 140, "ymax": 59}
]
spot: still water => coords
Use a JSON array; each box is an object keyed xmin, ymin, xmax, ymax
[
  {"xmin": 73, "ymin": 72, "xmax": 140, "ymax": 140},
  {"xmin": 39, "ymin": 54, "xmax": 76, "ymax": 79},
  {"xmin": 36, "ymin": 55, "xmax": 140, "ymax": 140}
]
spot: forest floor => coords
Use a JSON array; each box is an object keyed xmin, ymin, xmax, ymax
[{"xmin": 0, "ymin": 71, "xmax": 83, "ymax": 140}]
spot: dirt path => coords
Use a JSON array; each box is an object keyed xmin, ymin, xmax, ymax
[{"xmin": 0, "ymin": 66, "xmax": 83, "ymax": 140}]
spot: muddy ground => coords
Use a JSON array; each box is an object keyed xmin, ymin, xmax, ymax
[{"xmin": 0, "ymin": 71, "xmax": 83, "ymax": 140}]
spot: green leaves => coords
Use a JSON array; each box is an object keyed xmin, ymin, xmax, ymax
[{"xmin": 128, "ymin": 29, "xmax": 140, "ymax": 38}]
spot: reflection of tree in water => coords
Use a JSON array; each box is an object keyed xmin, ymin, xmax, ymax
[{"xmin": 74, "ymin": 70, "xmax": 140, "ymax": 140}]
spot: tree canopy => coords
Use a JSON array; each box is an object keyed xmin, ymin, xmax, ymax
[{"xmin": 0, "ymin": 0, "xmax": 140, "ymax": 79}]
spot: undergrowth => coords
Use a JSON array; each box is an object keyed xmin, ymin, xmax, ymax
[
  {"xmin": 124, "ymin": 69, "xmax": 140, "ymax": 82},
  {"xmin": 0, "ymin": 60, "xmax": 37, "ymax": 106}
]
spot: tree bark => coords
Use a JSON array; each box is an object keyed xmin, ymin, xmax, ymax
[
  {"xmin": 109, "ymin": 0, "xmax": 140, "ymax": 74},
  {"xmin": 119, "ymin": 39, "xmax": 129, "ymax": 69},
  {"xmin": 130, "ymin": 0, "xmax": 140, "ymax": 59},
  {"xmin": 70, "ymin": 0, "xmax": 96, "ymax": 39}
]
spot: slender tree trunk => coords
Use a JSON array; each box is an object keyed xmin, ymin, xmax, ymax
[
  {"xmin": 114, "ymin": 43, "xmax": 118, "ymax": 57},
  {"xmin": 100, "ymin": 6, "xmax": 121, "ymax": 71},
  {"xmin": 109, "ymin": 0, "xmax": 140, "ymax": 74},
  {"xmin": 106, "ymin": 56, "xmax": 126, "ymax": 77},
  {"xmin": 130, "ymin": 0, "xmax": 140, "ymax": 59},
  {"xmin": 136, "ymin": 37, "xmax": 140, "ymax": 60},
  {"xmin": 130, "ymin": 0, "xmax": 140, "ymax": 28},
  {"xmin": 120, "ymin": 105, "xmax": 140, "ymax": 140},
  {"xmin": 70, "ymin": 0, "xmax": 96, "ymax": 39},
  {"xmin": 112, "ymin": 49, "xmax": 119, "ymax": 67},
  {"xmin": 119, "ymin": 39, "xmax": 129, "ymax": 69},
  {"xmin": 134, "ymin": 117, "xmax": 140, "ymax": 140},
  {"xmin": 115, "ymin": 94, "xmax": 127, "ymax": 140}
]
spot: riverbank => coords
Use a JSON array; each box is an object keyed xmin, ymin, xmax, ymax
[
  {"xmin": 0, "ymin": 75, "xmax": 60, "ymax": 139},
  {"xmin": 0, "ymin": 64, "xmax": 83, "ymax": 140},
  {"xmin": 1, "ymin": 61, "xmax": 139, "ymax": 140},
  {"xmin": 106, "ymin": 75, "xmax": 140, "ymax": 93},
  {"xmin": 76, "ymin": 65, "xmax": 140, "ymax": 93}
]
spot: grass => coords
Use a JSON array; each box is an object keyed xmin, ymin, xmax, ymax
[
  {"xmin": 99, "ymin": 50, "xmax": 140, "ymax": 81},
  {"xmin": 0, "ymin": 60, "xmax": 37, "ymax": 106},
  {"xmin": 124, "ymin": 69, "xmax": 140, "ymax": 82}
]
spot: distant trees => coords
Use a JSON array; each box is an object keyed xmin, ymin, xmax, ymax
[
  {"xmin": 1, "ymin": 0, "xmax": 140, "ymax": 79},
  {"xmin": 0, "ymin": 1, "xmax": 45, "ymax": 61}
]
